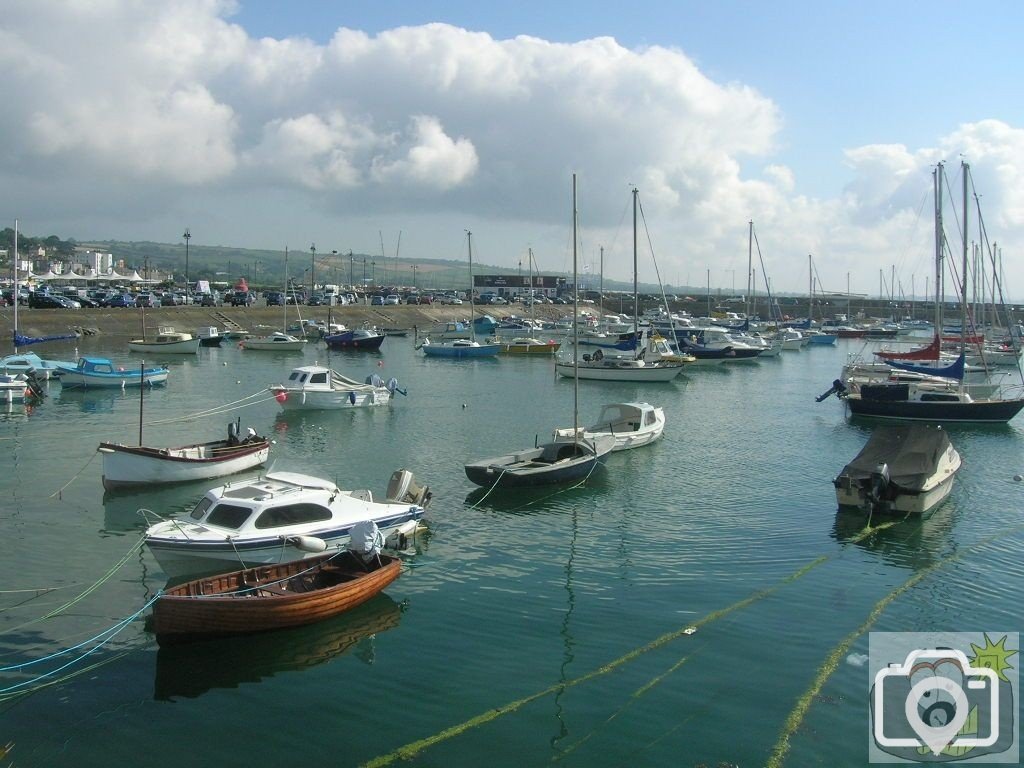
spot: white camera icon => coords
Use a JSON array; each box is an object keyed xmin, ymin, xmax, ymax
[{"xmin": 874, "ymin": 647, "xmax": 999, "ymax": 754}]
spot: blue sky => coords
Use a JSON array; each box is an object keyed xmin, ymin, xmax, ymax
[{"xmin": 3, "ymin": 1, "xmax": 1024, "ymax": 298}]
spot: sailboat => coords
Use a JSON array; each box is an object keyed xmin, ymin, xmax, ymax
[
  {"xmin": 499, "ymin": 248, "xmax": 560, "ymax": 355},
  {"xmin": 420, "ymin": 231, "xmax": 500, "ymax": 358},
  {"xmin": 554, "ymin": 188, "xmax": 686, "ymax": 382},
  {"xmin": 464, "ymin": 174, "xmax": 615, "ymax": 488},
  {"xmin": 821, "ymin": 162, "xmax": 1024, "ymax": 423},
  {"xmin": 240, "ymin": 247, "xmax": 308, "ymax": 351}
]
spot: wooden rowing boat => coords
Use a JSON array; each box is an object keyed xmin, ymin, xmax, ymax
[{"xmin": 151, "ymin": 550, "xmax": 401, "ymax": 643}]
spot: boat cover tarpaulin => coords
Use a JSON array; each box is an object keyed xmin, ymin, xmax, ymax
[{"xmin": 838, "ymin": 425, "xmax": 953, "ymax": 492}]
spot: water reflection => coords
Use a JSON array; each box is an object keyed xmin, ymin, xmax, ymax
[
  {"xmin": 152, "ymin": 595, "xmax": 403, "ymax": 700},
  {"xmin": 830, "ymin": 499, "xmax": 957, "ymax": 571}
]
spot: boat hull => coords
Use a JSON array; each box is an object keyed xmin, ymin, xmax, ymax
[
  {"xmin": 554, "ymin": 361, "xmax": 683, "ymax": 381},
  {"xmin": 271, "ymin": 387, "xmax": 392, "ymax": 410},
  {"xmin": 845, "ymin": 394, "xmax": 1024, "ymax": 423},
  {"xmin": 151, "ymin": 552, "xmax": 401, "ymax": 641},
  {"xmin": 324, "ymin": 333, "xmax": 385, "ymax": 350},
  {"xmin": 145, "ymin": 510, "xmax": 423, "ymax": 578},
  {"xmin": 465, "ymin": 435, "xmax": 615, "ymax": 488},
  {"xmin": 422, "ymin": 343, "xmax": 500, "ymax": 358},
  {"xmin": 99, "ymin": 439, "xmax": 271, "ymax": 490},
  {"xmin": 128, "ymin": 339, "xmax": 200, "ymax": 354},
  {"xmin": 835, "ymin": 472, "xmax": 956, "ymax": 515},
  {"xmin": 59, "ymin": 370, "xmax": 169, "ymax": 388}
]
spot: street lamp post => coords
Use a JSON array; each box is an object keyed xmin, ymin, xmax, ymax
[
  {"xmin": 413, "ymin": 264, "xmax": 418, "ymax": 288},
  {"xmin": 371, "ymin": 260, "xmax": 375, "ymax": 286},
  {"xmin": 183, "ymin": 228, "xmax": 191, "ymax": 302},
  {"xmin": 310, "ymin": 243, "xmax": 316, "ymax": 297}
]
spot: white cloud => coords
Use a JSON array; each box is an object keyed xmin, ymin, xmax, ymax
[
  {"xmin": 1, "ymin": 1, "xmax": 1022, "ymax": 297},
  {"xmin": 371, "ymin": 116, "xmax": 478, "ymax": 189}
]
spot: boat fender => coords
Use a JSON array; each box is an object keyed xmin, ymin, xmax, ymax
[
  {"xmin": 274, "ymin": 390, "xmax": 288, "ymax": 403},
  {"xmin": 349, "ymin": 391, "xmax": 357, "ymax": 404},
  {"xmin": 286, "ymin": 535, "xmax": 327, "ymax": 553}
]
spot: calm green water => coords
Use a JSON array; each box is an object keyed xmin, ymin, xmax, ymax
[{"xmin": 1, "ymin": 336, "xmax": 1022, "ymax": 767}]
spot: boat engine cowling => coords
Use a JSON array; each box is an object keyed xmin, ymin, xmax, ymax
[
  {"xmin": 865, "ymin": 462, "xmax": 891, "ymax": 512},
  {"xmin": 385, "ymin": 469, "xmax": 432, "ymax": 508},
  {"xmin": 348, "ymin": 520, "xmax": 385, "ymax": 562}
]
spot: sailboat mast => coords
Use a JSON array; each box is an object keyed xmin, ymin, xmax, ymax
[
  {"xmin": 632, "ymin": 187, "xmax": 639, "ymax": 356},
  {"xmin": 283, "ymin": 246, "xmax": 289, "ymax": 331},
  {"xmin": 467, "ymin": 231, "xmax": 476, "ymax": 343},
  {"xmin": 808, "ymin": 254, "xmax": 812, "ymax": 323},
  {"xmin": 12, "ymin": 219, "xmax": 18, "ymax": 353},
  {"xmin": 961, "ymin": 161, "xmax": 969, "ymax": 355},
  {"xmin": 934, "ymin": 164, "xmax": 943, "ymax": 334},
  {"xmin": 572, "ymin": 174, "xmax": 579, "ymax": 436},
  {"xmin": 746, "ymin": 221, "xmax": 753, "ymax": 319}
]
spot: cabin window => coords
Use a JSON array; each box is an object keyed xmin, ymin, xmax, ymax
[
  {"xmin": 205, "ymin": 503, "xmax": 253, "ymax": 529},
  {"xmin": 189, "ymin": 497, "xmax": 214, "ymax": 520},
  {"xmin": 288, "ymin": 371, "xmax": 302, "ymax": 382},
  {"xmin": 921, "ymin": 394, "xmax": 959, "ymax": 402},
  {"xmin": 254, "ymin": 503, "xmax": 332, "ymax": 529},
  {"xmin": 645, "ymin": 412, "xmax": 656, "ymax": 426},
  {"xmin": 310, "ymin": 372, "xmax": 328, "ymax": 384}
]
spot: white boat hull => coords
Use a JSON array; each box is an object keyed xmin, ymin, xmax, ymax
[
  {"xmin": 60, "ymin": 369, "xmax": 169, "ymax": 388},
  {"xmin": 127, "ymin": 339, "xmax": 200, "ymax": 354},
  {"xmin": 835, "ymin": 468, "xmax": 956, "ymax": 515},
  {"xmin": 554, "ymin": 361, "xmax": 683, "ymax": 382},
  {"xmin": 99, "ymin": 441, "xmax": 270, "ymax": 490},
  {"xmin": 273, "ymin": 388, "xmax": 392, "ymax": 410}
]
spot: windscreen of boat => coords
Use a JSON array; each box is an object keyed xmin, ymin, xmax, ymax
[
  {"xmin": 254, "ymin": 503, "xmax": 332, "ymax": 529},
  {"xmin": 309, "ymin": 372, "xmax": 328, "ymax": 384},
  {"xmin": 189, "ymin": 497, "xmax": 214, "ymax": 520},
  {"xmin": 204, "ymin": 503, "xmax": 253, "ymax": 530},
  {"xmin": 289, "ymin": 371, "xmax": 307, "ymax": 382}
]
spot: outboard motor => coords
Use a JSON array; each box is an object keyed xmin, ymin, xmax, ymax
[
  {"xmin": 347, "ymin": 520, "xmax": 385, "ymax": 564},
  {"xmin": 865, "ymin": 462, "xmax": 891, "ymax": 513},
  {"xmin": 385, "ymin": 469, "xmax": 432, "ymax": 508},
  {"xmin": 227, "ymin": 419, "xmax": 240, "ymax": 445},
  {"xmin": 816, "ymin": 378, "xmax": 847, "ymax": 402}
]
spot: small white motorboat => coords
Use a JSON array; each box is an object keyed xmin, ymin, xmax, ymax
[
  {"xmin": 0, "ymin": 351, "xmax": 72, "ymax": 380},
  {"xmin": 269, "ymin": 365, "xmax": 404, "ymax": 410},
  {"xmin": 239, "ymin": 331, "xmax": 308, "ymax": 351},
  {"xmin": 143, "ymin": 469, "xmax": 431, "ymax": 577},
  {"xmin": 552, "ymin": 402, "xmax": 665, "ymax": 452},
  {"xmin": 128, "ymin": 326, "xmax": 200, "ymax": 354},
  {"xmin": 833, "ymin": 424, "xmax": 961, "ymax": 515},
  {"xmin": 99, "ymin": 420, "xmax": 270, "ymax": 490}
]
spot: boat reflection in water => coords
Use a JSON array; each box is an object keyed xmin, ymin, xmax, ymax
[{"xmin": 153, "ymin": 595, "xmax": 403, "ymax": 700}]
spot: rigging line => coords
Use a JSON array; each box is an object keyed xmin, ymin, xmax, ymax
[
  {"xmin": 0, "ymin": 536, "xmax": 146, "ymax": 637},
  {"xmin": 48, "ymin": 450, "xmax": 98, "ymax": 498},
  {"xmin": 360, "ymin": 554, "xmax": 830, "ymax": 768},
  {"xmin": 635, "ymin": 195, "xmax": 670, "ymax": 311},
  {"xmin": 765, "ymin": 521, "xmax": 1024, "ymax": 768}
]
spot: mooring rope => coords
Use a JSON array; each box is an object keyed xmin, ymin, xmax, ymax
[
  {"xmin": 48, "ymin": 451, "xmax": 98, "ymax": 499},
  {"xmin": 144, "ymin": 390, "xmax": 277, "ymax": 425},
  {"xmin": 0, "ymin": 536, "xmax": 146, "ymax": 637},
  {"xmin": 765, "ymin": 521, "xmax": 1024, "ymax": 768},
  {"xmin": 0, "ymin": 592, "xmax": 162, "ymax": 698}
]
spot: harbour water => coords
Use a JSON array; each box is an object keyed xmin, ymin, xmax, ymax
[{"xmin": 1, "ymin": 335, "xmax": 1022, "ymax": 767}]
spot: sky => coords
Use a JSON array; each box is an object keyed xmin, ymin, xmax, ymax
[{"xmin": 3, "ymin": 0, "xmax": 1023, "ymax": 299}]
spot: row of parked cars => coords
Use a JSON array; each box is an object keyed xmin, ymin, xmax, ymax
[{"xmin": 2, "ymin": 287, "xmax": 227, "ymax": 309}]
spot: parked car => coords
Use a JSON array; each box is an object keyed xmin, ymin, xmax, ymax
[
  {"xmin": 384, "ymin": 294, "xmax": 401, "ymax": 305},
  {"xmin": 160, "ymin": 293, "xmax": 183, "ymax": 306},
  {"xmin": 308, "ymin": 293, "xmax": 326, "ymax": 306},
  {"xmin": 135, "ymin": 292, "xmax": 157, "ymax": 308},
  {"xmin": 264, "ymin": 291, "xmax": 284, "ymax": 306},
  {"xmin": 418, "ymin": 294, "xmax": 434, "ymax": 305},
  {"xmin": 74, "ymin": 295, "xmax": 101, "ymax": 308},
  {"xmin": 439, "ymin": 294, "xmax": 463, "ymax": 305},
  {"xmin": 105, "ymin": 293, "xmax": 137, "ymax": 308},
  {"xmin": 199, "ymin": 292, "xmax": 221, "ymax": 307},
  {"xmin": 230, "ymin": 291, "xmax": 252, "ymax": 306},
  {"xmin": 370, "ymin": 295, "xmax": 385, "ymax": 306},
  {"xmin": 29, "ymin": 293, "xmax": 78, "ymax": 309},
  {"xmin": 404, "ymin": 294, "xmax": 419, "ymax": 304}
]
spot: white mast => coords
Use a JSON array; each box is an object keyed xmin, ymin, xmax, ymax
[
  {"xmin": 572, "ymin": 174, "xmax": 579, "ymax": 438},
  {"xmin": 466, "ymin": 231, "xmax": 476, "ymax": 343},
  {"xmin": 12, "ymin": 219, "xmax": 18, "ymax": 352}
]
